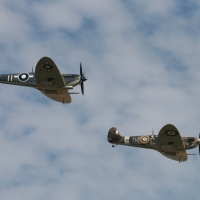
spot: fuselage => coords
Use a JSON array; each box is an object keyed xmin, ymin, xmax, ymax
[
  {"xmin": 108, "ymin": 125, "xmax": 200, "ymax": 162},
  {"xmin": 108, "ymin": 134, "xmax": 200, "ymax": 151},
  {"xmin": 115, "ymin": 135, "xmax": 200, "ymax": 151},
  {"xmin": 0, "ymin": 72, "xmax": 81, "ymax": 89}
]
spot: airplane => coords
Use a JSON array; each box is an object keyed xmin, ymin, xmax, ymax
[
  {"xmin": 107, "ymin": 124, "xmax": 200, "ymax": 162},
  {"xmin": 0, "ymin": 57, "xmax": 87, "ymax": 103}
]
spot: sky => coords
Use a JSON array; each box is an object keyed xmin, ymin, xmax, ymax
[{"xmin": 0, "ymin": 0, "xmax": 200, "ymax": 199}]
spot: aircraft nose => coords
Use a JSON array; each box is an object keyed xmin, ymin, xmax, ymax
[{"xmin": 81, "ymin": 76, "xmax": 87, "ymax": 82}]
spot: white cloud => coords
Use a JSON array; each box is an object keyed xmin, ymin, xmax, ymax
[{"xmin": 0, "ymin": 0, "xmax": 200, "ymax": 199}]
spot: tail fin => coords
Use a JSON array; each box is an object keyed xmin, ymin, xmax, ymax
[{"xmin": 107, "ymin": 127, "xmax": 123, "ymax": 144}]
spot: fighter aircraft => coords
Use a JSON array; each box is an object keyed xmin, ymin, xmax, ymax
[
  {"xmin": 0, "ymin": 57, "xmax": 87, "ymax": 103},
  {"xmin": 107, "ymin": 124, "xmax": 200, "ymax": 162}
]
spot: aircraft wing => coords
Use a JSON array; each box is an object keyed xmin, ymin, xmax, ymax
[
  {"xmin": 35, "ymin": 57, "xmax": 65, "ymax": 87},
  {"xmin": 35, "ymin": 57, "xmax": 71, "ymax": 103},
  {"xmin": 38, "ymin": 89, "xmax": 71, "ymax": 103},
  {"xmin": 159, "ymin": 151, "xmax": 187, "ymax": 162},
  {"xmin": 157, "ymin": 124, "xmax": 187, "ymax": 162}
]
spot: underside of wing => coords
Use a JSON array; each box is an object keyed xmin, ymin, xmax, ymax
[
  {"xmin": 160, "ymin": 151, "xmax": 187, "ymax": 162},
  {"xmin": 157, "ymin": 124, "xmax": 187, "ymax": 162},
  {"xmin": 35, "ymin": 57, "xmax": 65, "ymax": 88},
  {"xmin": 38, "ymin": 89, "xmax": 71, "ymax": 103}
]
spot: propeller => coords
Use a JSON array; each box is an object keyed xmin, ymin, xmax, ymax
[
  {"xmin": 79, "ymin": 63, "xmax": 87, "ymax": 95},
  {"xmin": 199, "ymin": 133, "xmax": 200, "ymax": 155}
]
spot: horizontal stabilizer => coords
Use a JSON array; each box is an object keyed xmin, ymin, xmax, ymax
[{"xmin": 108, "ymin": 132, "xmax": 122, "ymax": 140}]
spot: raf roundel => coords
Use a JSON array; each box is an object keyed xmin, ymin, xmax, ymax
[
  {"xmin": 165, "ymin": 130, "xmax": 178, "ymax": 136},
  {"xmin": 43, "ymin": 64, "xmax": 53, "ymax": 70},
  {"xmin": 18, "ymin": 73, "xmax": 30, "ymax": 82},
  {"xmin": 140, "ymin": 136, "xmax": 150, "ymax": 144}
]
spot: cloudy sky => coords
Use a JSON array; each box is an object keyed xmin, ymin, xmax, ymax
[{"xmin": 0, "ymin": 0, "xmax": 200, "ymax": 199}]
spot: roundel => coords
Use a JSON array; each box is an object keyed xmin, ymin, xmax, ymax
[
  {"xmin": 18, "ymin": 73, "xmax": 29, "ymax": 82},
  {"xmin": 140, "ymin": 136, "xmax": 150, "ymax": 144},
  {"xmin": 165, "ymin": 130, "xmax": 178, "ymax": 136},
  {"xmin": 43, "ymin": 64, "xmax": 53, "ymax": 70}
]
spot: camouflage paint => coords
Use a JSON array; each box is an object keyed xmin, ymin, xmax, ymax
[
  {"xmin": 107, "ymin": 125, "xmax": 200, "ymax": 162},
  {"xmin": 0, "ymin": 57, "xmax": 86, "ymax": 103}
]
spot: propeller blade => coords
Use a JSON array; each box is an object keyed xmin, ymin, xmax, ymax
[
  {"xmin": 80, "ymin": 63, "xmax": 83, "ymax": 76},
  {"xmin": 199, "ymin": 133, "xmax": 200, "ymax": 155},
  {"xmin": 81, "ymin": 83, "xmax": 84, "ymax": 95},
  {"xmin": 79, "ymin": 62, "xmax": 87, "ymax": 95}
]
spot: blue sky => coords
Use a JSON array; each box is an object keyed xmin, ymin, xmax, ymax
[{"xmin": 0, "ymin": 0, "xmax": 200, "ymax": 199}]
